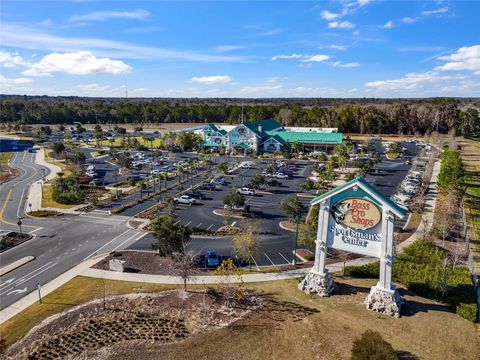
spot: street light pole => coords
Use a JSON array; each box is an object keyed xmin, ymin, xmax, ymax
[
  {"xmin": 37, "ymin": 283, "xmax": 42, "ymax": 303},
  {"xmin": 114, "ymin": 168, "xmax": 119, "ymax": 199}
]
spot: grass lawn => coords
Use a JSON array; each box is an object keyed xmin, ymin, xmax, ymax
[
  {"xmin": 457, "ymin": 136, "xmax": 480, "ymax": 275},
  {"xmin": 0, "ymin": 152, "xmax": 13, "ymax": 165},
  {"xmin": 41, "ymin": 185, "xmax": 76, "ymax": 209},
  {"xmin": 1, "ymin": 275, "xmax": 479, "ymax": 359}
]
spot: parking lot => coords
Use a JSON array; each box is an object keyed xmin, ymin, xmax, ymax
[{"xmin": 128, "ymin": 139, "xmax": 424, "ymax": 266}]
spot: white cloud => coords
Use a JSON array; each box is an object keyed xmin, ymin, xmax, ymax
[
  {"xmin": 381, "ymin": 20, "xmax": 394, "ymax": 29},
  {"xmin": 328, "ymin": 21, "xmax": 355, "ymax": 29},
  {"xmin": 214, "ymin": 45, "xmax": 245, "ymax": 52},
  {"xmin": 22, "ymin": 51, "xmax": 132, "ymax": 76},
  {"xmin": 402, "ymin": 17, "xmax": 418, "ymax": 24},
  {"xmin": 329, "ymin": 45, "xmax": 347, "ymax": 51},
  {"xmin": 191, "ymin": 75, "xmax": 232, "ymax": 85},
  {"xmin": 321, "ymin": 10, "xmax": 343, "ymax": 20},
  {"xmin": 435, "ymin": 45, "xmax": 480, "ymax": 74},
  {"xmin": 302, "ymin": 55, "xmax": 330, "ymax": 62},
  {"xmin": 74, "ymin": 83, "xmax": 111, "ymax": 93},
  {"xmin": 271, "ymin": 53, "xmax": 303, "ymax": 61},
  {"xmin": 365, "ymin": 71, "xmax": 465, "ymax": 91},
  {"xmin": 69, "ymin": 9, "xmax": 150, "ymax": 22},
  {"xmin": 356, "ymin": 0, "xmax": 373, "ymax": 6},
  {"xmin": 421, "ymin": 7, "xmax": 448, "ymax": 16},
  {"xmin": 331, "ymin": 61, "xmax": 360, "ymax": 68},
  {"xmin": 124, "ymin": 26, "xmax": 161, "ymax": 34},
  {"xmin": 0, "ymin": 51, "xmax": 30, "ymax": 68},
  {"xmin": 1, "ymin": 22, "xmax": 248, "ymax": 63},
  {"xmin": 0, "ymin": 74, "xmax": 33, "ymax": 84},
  {"xmin": 239, "ymin": 84, "xmax": 283, "ymax": 94}
]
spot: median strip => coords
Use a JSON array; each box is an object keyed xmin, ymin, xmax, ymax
[{"xmin": 0, "ymin": 256, "xmax": 35, "ymax": 277}]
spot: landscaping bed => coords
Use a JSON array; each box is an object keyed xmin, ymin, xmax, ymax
[
  {"xmin": 0, "ymin": 232, "xmax": 33, "ymax": 253},
  {"xmin": 28, "ymin": 210, "xmax": 63, "ymax": 217},
  {"xmin": 4, "ymin": 289, "xmax": 258, "ymax": 359}
]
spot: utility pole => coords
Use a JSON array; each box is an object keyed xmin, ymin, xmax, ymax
[{"xmin": 292, "ymin": 215, "xmax": 300, "ymax": 266}]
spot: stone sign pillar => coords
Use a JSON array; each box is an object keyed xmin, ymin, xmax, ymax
[
  {"xmin": 298, "ymin": 177, "xmax": 408, "ymax": 317},
  {"xmin": 364, "ymin": 209, "xmax": 404, "ymax": 317},
  {"xmin": 298, "ymin": 199, "xmax": 334, "ymax": 296}
]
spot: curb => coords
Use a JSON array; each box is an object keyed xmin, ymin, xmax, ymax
[
  {"xmin": 0, "ymin": 256, "xmax": 35, "ymax": 276},
  {"xmin": 278, "ymin": 221, "xmax": 296, "ymax": 232},
  {"xmin": 212, "ymin": 209, "xmax": 246, "ymax": 219}
]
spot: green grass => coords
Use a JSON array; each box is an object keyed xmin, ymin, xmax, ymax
[
  {"xmin": 41, "ymin": 186, "xmax": 76, "ymax": 209},
  {"xmin": 2, "ymin": 276, "xmax": 478, "ymax": 360},
  {"xmin": 0, "ymin": 152, "xmax": 13, "ymax": 165},
  {"xmin": 92, "ymin": 136, "xmax": 162, "ymax": 149}
]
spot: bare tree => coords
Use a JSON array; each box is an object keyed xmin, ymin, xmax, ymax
[
  {"xmin": 170, "ymin": 240, "xmax": 199, "ymax": 292},
  {"xmin": 232, "ymin": 219, "xmax": 260, "ymax": 271}
]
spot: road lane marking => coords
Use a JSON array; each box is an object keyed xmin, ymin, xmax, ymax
[
  {"xmin": 0, "ymin": 189, "xmax": 13, "ymax": 222},
  {"xmin": 264, "ymin": 253, "xmax": 277, "ymax": 267},
  {"xmin": 184, "ymin": 221, "xmax": 191, "ymax": 226},
  {"xmin": 16, "ymin": 187, "xmax": 26, "ymax": 218},
  {"xmin": 14, "ymin": 262, "xmax": 57, "ymax": 286},
  {"xmin": 83, "ymin": 229, "xmax": 131, "ymax": 260},
  {"xmin": 196, "ymin": 222, "xmax": 202, "ymax": 227},
  {"xmin": 250, "ymin": 256, "xmax": 260, "ymax": 271},
  {"xmin": 206, "ymin": 224, "xmax": 214, "ymax": 230},
  {"xmin": 111, "ymin": 232, "xmax": 148, "ymax": 252},
  {"xmin": 6, "ymin": 287, "xmax": 27, "ymax": 296},
  {"xmin": 278, "ymin": 252, "xmax": 291, "ymax": 264}
]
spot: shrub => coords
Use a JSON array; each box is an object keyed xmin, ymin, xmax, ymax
[
  {"xmin": 344, "ymin": 261, "xmax": 380, "ymax": 278},
  {"xmin": 455, "ymin": 303, "xmax": 478, "ymax": 322},
  {"xmin": 29, "ymin": 210, "xmax": 62, "ymax": 217},
  {"xmin": 351, "ymin": 330, "xmax": 398, "ymax": 360}
]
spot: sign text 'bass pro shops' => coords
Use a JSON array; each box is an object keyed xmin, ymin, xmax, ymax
[{"xmin": 327, "ymin": 198, "xmax": 383, "ymax": 257}]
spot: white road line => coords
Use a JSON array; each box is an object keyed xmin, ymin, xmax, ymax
[
  {"xmin": 278, "ymin": 252, "xmax": 291, "ymax": 264},
  {"xmin": 250, "ymin": 256, "xmax": 260, "ymax": 271},
  {"xmin": 8, "ymin": 261, "xmax": 52, "ymax": 285},
  {"xmin": 174, "ymin": 220, "xmax": 181, "ymax": 225},
  {"xmin": 79, "ymin": 215, "xmax": 125, "ymax": 222},
  {"xmin": 264, "ymin": 253, "xmax": 277, "ymax": 267},
  {"xmin": 206, "ymin": 224, "xmax": 214, "ymax": 231},
  {"xmin": 184, "ymin": 221, "xmax": 192, "ymax": 227},
  {"xmin": 28, "ymin": 227, "xmax": 43, "ymax": 234},
  {"xmin": 14, "ymin": 262, "xmax": 57, "ymax": 287},
  {"xmin": 83, "ymin": 229, "xmax": 131, "ymax": 260},
  {"xmin": 230, "ymin": 221, "xmax": 236, "ymax": 227},
  {"xmin": 112, "ymin": 232, "xmax": 148, "ymax": 252},
  {"xmin": 16, "ymin": 187, "xmax": 26, "ymax": 218},
  {"xmin": 196, "ymin": 222, "xmax": 202, "ymax": 227}
]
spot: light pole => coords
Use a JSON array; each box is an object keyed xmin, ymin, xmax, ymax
[
  {"xmin": 114, "ymin": 168, "xmax": 119, "ymax": 199},
  {"xmin": 37, "ymin": 283, "xmax": 42, "ymax": 303},
  {"xmin": 292, "ymin": 215, "xmax": 301, "ymax": 266}
]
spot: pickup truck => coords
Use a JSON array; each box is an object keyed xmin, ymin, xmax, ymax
[{"xmin": 174, "ymin": 195, "xmax": 197, "ymax": 205}]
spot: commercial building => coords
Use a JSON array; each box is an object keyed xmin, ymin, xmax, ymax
[{"xmin": 201, "ymin": 119, "xmax": 342, "ymax": 154}]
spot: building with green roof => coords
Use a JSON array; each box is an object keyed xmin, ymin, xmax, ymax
[{"xmin": 201, "ymin": 119, "xmax": 342, "ymax": 154}]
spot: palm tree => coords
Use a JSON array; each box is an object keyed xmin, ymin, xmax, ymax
[{"xmin": 281, "ymin": 196, "xmax": 307, "ymax": 266}]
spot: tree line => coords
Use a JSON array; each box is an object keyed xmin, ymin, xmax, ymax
[{"xmin": 1, "ymin": 95, "xmax": 479, "ymax": 135}]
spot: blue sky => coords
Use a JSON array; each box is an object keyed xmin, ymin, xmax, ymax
[{"xmin": 1, "ymin": 0, "xmax": 479, "ymax": 97}]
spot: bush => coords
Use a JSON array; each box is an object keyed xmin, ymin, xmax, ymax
[
  {"xmin": 344, "ymin": 261, "xmax": 380, "ymax": 278},
  {"xmin": 351, "ymin": 330, "xmax": 398, "ymax": 360},
  {"xmin": 29, "ymin": 210, "xmax": 62, "ymax": 217},
  {"xmin": 455, "ymin": 303, "xmax": 478, "ymax": 322}
]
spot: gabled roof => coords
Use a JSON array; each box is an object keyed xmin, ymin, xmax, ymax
[
  {"xmin": 243, "ymin": 122, "xmax": 265, "ymax": 137},
  {"xmin": 253, "ymin": 119, "xmax": 283, "ymax": 132},
  {"xmin": 260, "ymin": 134, "xmax": 286, "ymax": 146},
  {"xmin": 218, "ymin": 129, "xmax": 228, "ymax": 136},
  {"xmin": 237, "ymin": 142, "xmax": 249, "ymax": 149},
  {"xmin": 202, "ymin": 141, "xmax": 226, "ymax": 148},
  {"xmin": 310, "ymin": 176, "xmax": 408, "ymax": 219},
  {"xmin": 267, "ymin": 131, "xmax": 343, "ymax": 144},
  {"xmin": 205, "ymin": 123, "xmax": 219, "ymax": 132}
]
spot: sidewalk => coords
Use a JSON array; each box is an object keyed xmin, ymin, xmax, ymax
[
  {"xmin": 396, "ymin": 159, "xmax": 440, "ymax": 252},
  {"xmin": 0, "ymin": 255, "xmax": 107, "ymax": 325},
  {"xmin": 26, "ymin": 148, "xmax": 62, "ymax": 212}
]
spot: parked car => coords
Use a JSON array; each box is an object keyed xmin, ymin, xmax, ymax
[
  {"xmin": 199, "ymin": 183, "xmax": 217, "ymax": 191},
  {"xmin": 275, "ymin": 173, "xmax": 289, "ymax": 179},
  {"xmin": 211, "ymin": 177, "xmax": 225, "ymax": 185},
  {"xmin": 266, "ymin": 179, "xmax": 282, "ymax": 187},
  {"xmin": 224, "ymin": 203, "xmax": 250, "ymax": 212},
  {"xmin": 185, "ymin": 190, "xmax": 207, "ymax": 199},
  {"xmin": 240, "ymin": 162, "xmax": 254, "ymax": 169},
  {"xmin": 237, "ymin": 187, "xmax": 255, "ymax": 196},
  {"xmin": 206, "ymin": 249, "xmax": 220, "ymax": 268},
  {"xmin": 150, "ymin": 169, "xmax": 165, "ymax": 175},
  {"xmin": 174, "ymin": 195, "xmax": 197, "ymax": 205}
]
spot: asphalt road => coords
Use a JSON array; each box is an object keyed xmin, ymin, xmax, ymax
[{"xmin": 0, "ymin": 150, "xmax": 143, "ymax": 310}]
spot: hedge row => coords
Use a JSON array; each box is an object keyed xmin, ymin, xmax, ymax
[{"xmin": 344, "ymin": 240, "xmax": 477, "ymax": 322}]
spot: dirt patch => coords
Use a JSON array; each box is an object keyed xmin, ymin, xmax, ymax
[
  {"xmin": 93, "ymin": 251, "xmax": 177, "ymax": 274},
  {"xmin": 0, "ymin": 232, "xmax": 33, "ymax": 253},
  {"xmin": 0, "ymin": 166, "xmax": 19, "ymax": 183}
]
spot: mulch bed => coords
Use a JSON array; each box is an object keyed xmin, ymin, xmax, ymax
[
  {"xmin": 0, "ymin": 232, "xmax": 33, "ymax": 253},
  {"xmin": 93, "ymin": 251, "xmax": 177, "ymax": 275}
]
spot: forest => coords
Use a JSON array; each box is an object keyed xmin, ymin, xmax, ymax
[{"xmin": 0, "ymin": 95, "xmax": 479, "ymax": 135}]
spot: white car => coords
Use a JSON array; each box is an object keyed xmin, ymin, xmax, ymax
[
  {"xmin": 237, "ymin": 187, "xmax": 255, "ymax": 196},
  {"xmin": 275, "ymin": 173, "xmax": 289, "ymax": 179},
  {"xmin": 173, "ymin": 195, "xmax": 197, "ymax": 205},
  {"xmin": 150, "ymin": 169, "xmax": 165, "ymax": 175}
]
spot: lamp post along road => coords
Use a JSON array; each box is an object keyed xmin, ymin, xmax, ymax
[{"xmin": 292, "ymin": 215, "xmax": 301, "ymax": 266}]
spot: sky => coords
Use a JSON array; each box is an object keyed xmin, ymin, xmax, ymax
[{"xmin": 0, "ymin": 0, "xmax": 479, "ymax": 98}]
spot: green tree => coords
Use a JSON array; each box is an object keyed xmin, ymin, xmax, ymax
[
  {"xmin": 223, "ymin": 188, "xmax": 245, "ymax": 209},
  {"xmin": 51, "ymin": 142, "xmax": 65, "ymax": 157},
  {"xmin": 151, "ymin": 215, "xmax": 192, "ymax": 256},
  {"xmin": 250, "ymin": 174, "xmax": 266, "ymax": 189}
]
